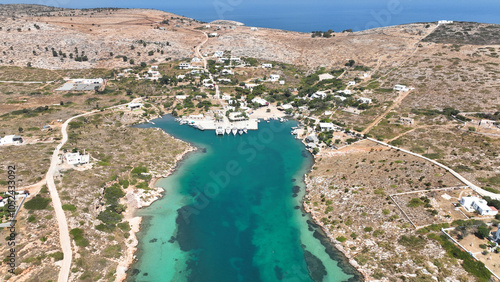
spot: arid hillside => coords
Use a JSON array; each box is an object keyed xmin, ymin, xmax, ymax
[{"xmin": 0, "ymin": 4, "xmax": 434, "ymax": 71}]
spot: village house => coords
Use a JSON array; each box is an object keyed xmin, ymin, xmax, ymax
[
  {"xmin": 319, "ymin": 122, "xmax": 335, "ymax": 132},
  {"xmin": 334, "ymin": 95, "xmax": 347, "ymax": 101},
  {"xmin": 251, "ymin": 27, "xmax": 258, "ymax": 31},
  {"xmin": 269, "ymin": 74, "xmax": 280, "ymax": 81},
  {"xmin": 347, "ymin": 81, "xmax": 356, "ymax": 86},
  {"xmin": 64, "ymin": 151, "xmax": 90, "ymax": 165},
  {"xmin": 230, "ymin": 57, "xmax": 241, "ymax": 63},
  {"xmin": 460, "ymin": 196, "xmax": 498, "ymax": 216},
  {"xmin": 358, "ymin": 97, "xmax": 372, "ymax": 104},
  {"xmin": 127, "ymin": 102, "xmax": 143, "ymax": 110},
  {"xmin": 221, "ymin": 69, "xmax": 233, "ymax": 75},
  {"xmin": 245, "ymin": 83, "xmax": 259, "ymax": 90},
  {"xmin": 191, "ymin": 57, "xmax": 202, "ymax": 63},
  {"xmin": 311, "ymin": 91, "xmax": 327, "ymax": 99},
  {"xmin": 0, "ymin": 135, "xmax": 23, "ymax": 146},
  {"xmin": 337, "ymin": 89, "xmax": 352, "ymax": 95},
  {"xmin": 479, "ymin": 119, "xmax": 497, "ymax": 128},
  {"xmin": 279, "ymin": 80, "xmax": 285, "ymax": 85},
  {"xmin": 251, "ymin": 97, "xmax": 269, "ymax": 107},
  {"xmin": 179, "ymin": 62, "xmax": 191, "ymax": 69},
  {"xmin": 214, "ymin": 51, "xmax": 224, "ymax": 57},
  {"xmin": 176, "ymin": 95, "xmax": 187, "ymax": 100},
  {"xmin": 208, "ymin": 33, "xmax": 218, "ymax": 37},
  {"xmin": 438, "ymin": 20, "xmax": 453, "ymax": 25},
  {"xmin": 262, "ymin": 63, "xmax": 272, "ymax": 68},
  {"xmin": 281, "ymin": 104, "xmax": 294, "ymax": 110},
  {"xmin": 151, "ymin": 65, "xmax": 158, "ymax": 70},
  {"xmin": 393, "ymin": 84, "xmax": 409, "ymax": 92}
]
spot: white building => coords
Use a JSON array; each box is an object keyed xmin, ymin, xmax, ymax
[
  {"xmin": 334, "ymin": 95, "xmax": 347, "ymax": 101},
  {"xmin": 460, "ymin": 196, "xmax": 498, "ymax": 216},
  {"xmin": 214, "ymin": 51, "xmax": 224, "ymax": 57},
  {"xmin": 191, "ymin": 57, "xmax": 202, "ymax": 63},
  {"xmin": 221, "ymin": 69, "xmax": 233, "ymax": 75},
  {"xmin": 251, "ymin": 97, "xmax": 269, "ymax": 106},
  {"xmin": 262, "ymin": 63, "xmax": 273, "ymax": 68},
  {"xmin": 0, "ymin": 135, "xmax": 23, "ymax": 146},
  {"xmin": 176, "ymin": 95, "xmax": 187, "ymax": 100},
  {"xmin": 311, "ymin": 91, "xmax": 327, "ymax": 99},
  {"xmin": 337, "ymin": 90, "xmax": 352, "ymax": 95},
  {"xmin": 221, "ymin": 94, "xmax": 232, "ymax": 100},
  {"xmin": 348, "ymin": 81, "xmax": 356, "ymax": 86},
  {"xmin": 358, "ymin": 97, "xmax": 372, "ymax": 104},
  {"xmin": 251, "ymin": 27, "xmax": 258, "ymax": 31},
  {"xmin": 128, "ymin": 103, "xmax": 143, "ymax": 110},
  {"xmin": 245, "ymin": 83, "xmax": 259, "ymax": 90},
  {"xmin": 177, "ymin": 75, "xmax": 186, "ymax": 80},
  {"xmin": 65, "ymin": 151, "xmax": 90, "ymax": 165},
  {"xmin": 151, "ymin": 65, "xmax": 158, "ymax": 70},
  {"xmin": 71, "ymin": 78, "xmax": 104, "ymax": 84},
  {"xmin": 208, "ymin": 33, "xmax": 218, "ymax": 37},
  {"xmin": 281, "ymin": 104, "xmax": 293, "ymax": 110},
  {"xmin": 269, "ymin": 74, "xmax": 280, "ymax": 81},
  {"xmin": 179, "ymin": 63, "xmax": 191, "ymax": 69},
  {"xmin": 279, "ymin": 80, "xmax": 285, "ymax": 85},
  {"xmin": 438, "ymin": 20, "xmax": 453, "ymax": 25},
  {"xmin": 230, "ymin": 57, "xmax": 241, "ymax": 62},
  {"xmin": 393, "ymin": 84, "xmax": 409, "ymax": 92},
  {"xmin": 319, "ymin": 122, "xmax": 335, "ymax": 132}
]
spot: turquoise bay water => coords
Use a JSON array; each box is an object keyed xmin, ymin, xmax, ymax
[{"xmin": 131, "ymin": 115, "xmax": 362, "ymax": 281}]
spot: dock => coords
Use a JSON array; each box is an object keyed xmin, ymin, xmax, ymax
[{"xmin": 177, "ymin": 116, "xmax": 259, "ymax": 135}]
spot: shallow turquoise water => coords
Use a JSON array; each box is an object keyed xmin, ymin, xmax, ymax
[{"xmin": 131, "ymin": 116, "xmax": 361, "ymax": 281}]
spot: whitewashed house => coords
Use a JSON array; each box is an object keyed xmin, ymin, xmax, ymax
[
  {"xmin": 393, "ymin": 84, "xmax": 409, "ymax": 92},
  {"xmin": 460, "ymin": 196, "xmax": 498, "ymax": 216},
  {"xmin": 337, "ymin": 90, "xmax": 352, "ymax": 95},
  {"xmin": 348, "ymin": 81, "xmax": 356, "ymax": 86},
  {"xmin": 279, "ymin": 80, "xmax": 285, "ymax": 85},
  {"xmin": 221, "ymin": 69, "xmax": 233, "ymax": 75},
  {"xmin": 311, "ymin": 91, "xmax": 327, "ymax": 99},
  {"xmin": 281, "ymin": 104, "xmax": 293, "ymax": 110},
  {"xmin": 269, "ymin": 74, "xmax": 280, "ymax": 81},
  {"xmin": 151, "ymin": 65, "xmax": 158, "ymax": 70},
  {"xmin": 214, "ymin": 51, "xmax": 224, "ymax": 57},
  {"xmin": 334, "ymin": 95, "xmax": 347, "ymax": 101},
  {"xmin": 191, "ymin": 57, "xmax": 202, "ymax": 63},
  {"xmin": 319, "ymin": 123, "xmax": 335, "ymax": 132},
  {"xmin": 438, "ymin": 20, "xmax": 453, "ymax": 25},
  {"xmin": 176, "ymin": 95, "xmax": 187, "ymax": 100},
  {"xmin": 251, "ymin": 97, "xmax": 269, "ymax": 107},
  {"xmin": 128, "ymin": 103, "xmax": 143, "ymax": 110},
  {"xmin": 179, "ymin": 63, "xmax": 191, "ymax": 69},
  {"xmin": 0, "ymin": 135, "xmax": 23, "ymax": 146},
  {"xmin": 262, "ymin": 63, "xmax": 273, "ymax": 68},
  {"xmin": 208, "ymin": 33, "xmax": 218, "ymax": 37},
  {"xmin": 358, "ymin": 97, "xmax": 372, "ymax": 104},
  {"xmin": 65, "ymin": 151, "xmax": 90, "ymax": 165},
  {"xmin": 318, "ymin": 73, "xmax": 334, "ymax": 81},
  {"xmin": 251, "ymin": 27, "xmax": 258, "ymax": 31}
]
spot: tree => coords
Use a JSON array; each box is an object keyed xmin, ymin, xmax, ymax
[
  {"xmin": 18, "ymin": 127, "xmax": 23, "ymax": 133},
  {"xmin": 140, "ymin": 62, "xmax": 147, "ymax": 68},
  {"xmin": 129, "ymin": 59, "xmax": 135, "ymax": 64},
  {"xmin": 477, "ymin": 225, "xmax": 490, "ymax": 239}
]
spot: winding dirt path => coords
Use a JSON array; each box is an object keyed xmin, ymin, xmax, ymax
[{"xmin": 46, "ymin": 99, "xmax": 142, "ymax": 282}]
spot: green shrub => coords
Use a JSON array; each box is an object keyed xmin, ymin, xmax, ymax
[
  {"xmin": 336, "ymin": 236, "xmax": 347, "ymax": 242},
  {"xmin": 49, "ymin": 252, "xmax": 64, "ymax": 261},
  {"xmin": 69, "ymin": 228, "xmax": 89, "ymax": 247},
  {"xmin": 24, "ymin": 195, "xmax": 51, "ymax": 210},
  {"xmin": 62, "ymin": 204, "xmax": 76, "ymax": 212}
]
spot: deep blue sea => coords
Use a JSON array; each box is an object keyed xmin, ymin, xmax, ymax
[
  {"xmin": 132, "ymin": 116, "xmax": 362, "ymax": 281},
  {"xmin": 10, "ymin": 0, "xmax": 500, "ymax": 32}
]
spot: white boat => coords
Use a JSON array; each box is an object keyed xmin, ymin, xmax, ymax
[
  {"xmin": 216, "ymin": 126, "xmax": 225, "ymax": 135},
  {"xmin": 238, "ymin": 129, "xmax": 243, "ymax": 135},
  {"xmin": 225, "ymin": 127, "xmax": 231, "ymax": 134},
  {"xmin": 243, "ymin": 128, "xmax": 248, "ymax": 134},
  {"xmin": 232, "ymin": 127, "xmax": 237, "ymax": 135}
]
